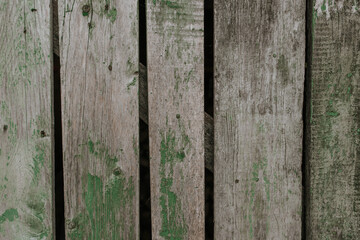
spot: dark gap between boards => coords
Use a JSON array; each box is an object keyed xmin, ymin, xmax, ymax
[
  {"xmin": 52, "ymin": 0, "xmax": 65, "ymax": 239},
  {"xmin": 139, "ymin": 0, "xmax": 152, "ymax": 239},
  {"xmin": 204, "ymin": 0, "xmax": 214, "ymax": 239}
]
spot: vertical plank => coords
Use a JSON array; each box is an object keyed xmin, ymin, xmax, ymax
[
  {"xmin": 147, "ymin": 0, "xmax": 205, "ymax": 239},
  {"xmin": 59, "ymin": 0, "xmax": 139, "ymax": 238},
  {"xmin": 214, "ymin": 1, "xmax": 305, "ymax": 239},
  {"xmin": 306, "ymin": 1, "xmax": 360, "ymax": 239},
  {"xmin": 0, "ymin": 1, "xmax": 54, "ymax": 239}
]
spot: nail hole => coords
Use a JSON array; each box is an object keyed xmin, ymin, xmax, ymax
[
  {"xmin": 3, "ymin": 125, "xmax": 8, "ymax": 131},
  {"xmin": 40, "ymin": 130, "xmax": 46, "ymax": 138},
  {"xmin": 113, "ymin": 167, "xmax": 122, "ymax": 176},
  {"xmin": 31, "ymin": 8, "xmax": 37, "ymax": 12},
  {"xmin": 82, "ymin": 5, "xmax": 91, "ymax": 16}
]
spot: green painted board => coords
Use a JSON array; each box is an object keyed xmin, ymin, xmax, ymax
[
  {"xmin": 305, "ymin": 1, "xmax": 360, "ymax": 238},
  {"xmin": 0, "ymin": 0, "xmax": 54, "ymax": 239},
  {"xmin": 59, "ymin": 0, "xmax": 139, "ymax": 238},
  {"xmin": 147, "ymin": 0, "xmax": 205, "ymax": 238},
  {"xmin": 214, "ymin": 0, "xmax": 306, "ymax": 239}
]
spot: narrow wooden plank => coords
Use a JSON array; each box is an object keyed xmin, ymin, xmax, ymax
[
  {"xmin": 0, "ymin": 1, "xmax": 54, "ymax": 239},
  {"xmin": 139, "ymin": 63, "xmax": 214, "ymax": 173},
  {"xmin": 305, "ymin": 1, "xmax": 360, "ymax": 239},
  {"xmin": 214, "ymin": 1, "xmax": 305, "ymax": 239},
  {"xmin": 59, "ymin": 0, "xmax": 139, "ymax": 238},
  {"xmin": 147, "ymin": 0, "xmax": 205, "ymax": 239}
]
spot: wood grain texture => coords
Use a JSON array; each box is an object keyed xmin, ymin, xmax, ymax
[
  {"xmin": 139, "ymin": 63, "xmax": 214, "ymax": 173},
  {"xmin": 305, "ymin": 1, "xmax": 360, "ymax": 239},
  {"xmin": 214, "ymin": 0, "xmax": 305, "ymax": 239},
  {"xmin": 147, "ymin": 0, "xmax": 205, "ymax": 239},
  {"xmin": 0, "ymin": 1, "xmax": 54, "ymax": 239},
  {"xmin": 59, "ymin": 0, "xmax": 139, "ymax": 238}
]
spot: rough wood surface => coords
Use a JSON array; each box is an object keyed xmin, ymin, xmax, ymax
[
  {"xmin": 214, "ymin": 0, "xmax": 305, "ymax": 239},
  {"xmin": 139, "ymin": 63, "xmax": 214, "ymax": 172},
  {"xmin": 0, "ymin": 1, "xmax": 54, "ymax": 239},
  {"xmin": 59, "ymin": 0, "xmax": 139, "ymax": 238},
  {"xmin": 305, "ymin": 1, "xmax": 360, "ymax": 239},
  {"xmin": 147, "ymin": 0, "xmax": 205, "ymax": 239}
]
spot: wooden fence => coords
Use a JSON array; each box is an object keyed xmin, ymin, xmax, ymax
[{"xmin": 0, "ymin": 0, "xmax": 359, "ymax": 239}]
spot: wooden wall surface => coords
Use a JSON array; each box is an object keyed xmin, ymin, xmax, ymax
[
  {"xmin": 147, "ymin": 0, "xmax": 205, "ymax": 239},
  {"xmin": 0, "ymin": 0, "xmax": 54, "ymax": 239},
  {"xmin": 1, "ymin": 0, "xmax": 359, "ymax": 239},
  {"xmin": 59, "ymin": 0, "xmax": 139, "ymax": 238},
  {"xmin": 305, "ymin": 0, "xmax": 360, "ymax": 239},
  {"xmin": 214, "ymin": 0, "xmax": 306, "ymax": 238}
]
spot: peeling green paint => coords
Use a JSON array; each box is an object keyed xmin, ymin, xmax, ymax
[
  {"xmin": 68, "ymin": 173, "xmax": 135, "ymax": 240},
  {"xmin": 87, "ymin": 139, "xmax": 119, "ymax": 170},
  {"xmin": 0, "ymin": 208, "xmax": 19, "ymax": 224},
  {"xmin": 127, "ymin": 77, "xmax": 137, "ymax": 91},
  {"xmin": 158, "ymin": 126, "xmax": 189, "ymax": 239},
  {"xmin": 106, "ymin": 8, "xmax": 117, "ymax": 23}
]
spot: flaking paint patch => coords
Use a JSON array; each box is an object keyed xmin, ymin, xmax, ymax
[
  {"xmin": 68, "ymin": 173, "xmax": 135, "ymax": 240},
  {"xmin": 0, "ymin": 208, "xmax": 19, "ymax": 224},
  {"xmin": 106, "ymin": 8, "xmax": 117, "ymax": 23},
  {"xmin": 158, "ymin": 127, "xmax": 189, "ymax": 239}
]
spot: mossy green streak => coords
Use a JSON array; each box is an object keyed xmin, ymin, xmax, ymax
[
  {"xmin": 158, "ymin": 128, "xmax": 189, "ymax": 239},
  {"xmin": 68, "ymin": 173, "xmax": 135, "ymax": 240}
]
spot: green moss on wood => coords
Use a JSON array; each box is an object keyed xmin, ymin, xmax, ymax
[{"xmin": 158, "ymin": 126, "xmax": 189, "ymax": 239}]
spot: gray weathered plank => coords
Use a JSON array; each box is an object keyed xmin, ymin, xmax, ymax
[
  {"xmin": 305, "ymin": 1, "xmax": 360, "ymax": 239},
  {"xmin": 214, "ymin": 0, "xmax": 305, "ymax": 239},
  {"xmin": 59, "ymin": 0, "xmax": 139, "ymax": 238},
  {"xmin": 139, "ymin": 63, "xmax": 214, "ymax": 173},
  {"xmin": 147, "ymin": 0, "xmax": 205, "ymax": 239},
  {"xmin": 0, "ymin": 1, "xmax": 54, "ymax": 239}
]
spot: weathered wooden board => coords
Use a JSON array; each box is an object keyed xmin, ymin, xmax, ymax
[
  {"xmin": 305, "ymin": 1, "xmax": 360, "ymax": 239},
  {"xmin": 59, "ymin": 0, "xmax": 139, "ymax": 238},
  {"xmin": 214, "ymin": 0, "xmax": 305, "ymax": 239},
  {"xmin": 147, "ymin": 0, "xmax": 205, "ymax": 239},
  {"xmin": 0, "ymin": 1, "xmax": 54, "ymax": 239}
]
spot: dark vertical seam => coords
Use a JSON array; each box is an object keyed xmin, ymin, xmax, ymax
[
  {"xmin": 53, "ymin": 0, "xmax": 65, "ymax": 239},
  {"xmin": 303, "ymin": 0, "xmax": 314, "ymax": 239},
  {"xmin": 204, "ymin": 0, "xmax": 214, "ymax": 239},
  {"xmin": 139, "ymin": 0, "xmax": 152, "ymax": 239}
]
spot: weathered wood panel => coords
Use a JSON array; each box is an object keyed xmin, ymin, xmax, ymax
[
  {"xmin": 305, "ymin": 1, "xmax": 360, "ymax": 239},
  {"xmin": 59, "ymin": 0, "xmax": 139, "ymax": 238},
  {"xmin": 147, "ymin": 0, "xmax": 205, "ymax": 239},
  {"xmin": 0, "ymin": 1, "xmax": 54, "ymax": 239},
  {"xmin": 214, "ymin": 0, "xmax": 305, "ymax": 239}
]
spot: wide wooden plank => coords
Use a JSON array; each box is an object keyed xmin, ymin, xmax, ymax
[
  {"xmin": 59, "ymin": 0, "xmax": 139, "ymax": 238},
  {"xmin": 214, "ymin": 1, "xmax": 305, "ymax": 239},
  {"xmin": 0, "ymin": 1, "xmax": 54, "ymax": 239},
  {"xmin": 147, "ymin": 0, "xmax": 205, "ymax": 239},
  {"xmin": 305, "ymin": 1, "xmax": 360, "ymax": 239}
]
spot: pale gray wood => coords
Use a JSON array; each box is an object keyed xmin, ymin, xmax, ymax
[
  {"xmin": 305, "ymin": 1, "xmax": 360, "ymax": 239},
  {"xmin": 147, "ymin": 0, "xmax": 205, "ymax": 239},
  {"xmin": 139, "ymin": 63, "xmax": 214, "ymax": 172},
  {"xmin": 0, "ymin": 1, "xmax": 54, "ymax": 239},
  {"xmin": 59, "ymin": 0, "xmax": 139, "ymax": 238},
  {"xmin": 214, "ymin": 0, "xmax": 305, "ymax": 239}
]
